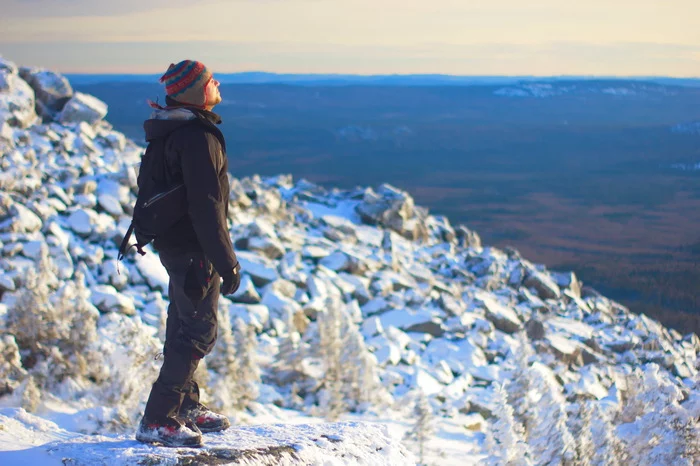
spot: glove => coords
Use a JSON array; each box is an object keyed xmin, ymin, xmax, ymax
[{"xmin": 220, "ymin": 263, "xmax": 241, "ymax": 296}]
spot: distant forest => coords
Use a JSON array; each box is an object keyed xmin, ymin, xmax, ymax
[{"xmin": 76, "ymin": 80, "xmax": 700, "ymax": 336}]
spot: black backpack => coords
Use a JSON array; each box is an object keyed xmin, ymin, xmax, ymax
[
  {"xmin": 117, "ymin": 116, "xmax": 227, "ymax": 262},
  {"xmin": 117, "ymin": 129, "xmax": 187, "ymax": 261}
]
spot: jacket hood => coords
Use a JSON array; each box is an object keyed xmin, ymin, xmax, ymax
[{"xmin": 143, "ymin": 107, "xmax": 222, "ymax": 142}]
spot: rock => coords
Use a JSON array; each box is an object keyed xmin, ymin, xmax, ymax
[
  {"xmin": 247, "ymin": 235, "xmax": 285, "ymax": 259},
  {"xmin": 546, "ymin": 334, "xmax": 583, "ymax": 366},
  {"xmin": 477, "ymin": 292, "xmax": 522, "ymax": 334},
  {"xmin": 455, "ymin": 225, "xmax": 482, "ymax": 249},
  {"xmin": 405, "ymin": 320, "xmax": 446, "ymax": 338},
  {"xmin": 355, "ymin": 185, "xmax": 429, "ymax": 241},
  {"xmin": 236, "ymin": 252, "xmax": 279, "ymax": 286},
  {"xmin": 319, "ymin": 251, "xmax": 353, "ymax": 272},
  {"xmin": 0, "ymin": 71, "xmax": 37, "ymax": 128},
  {"xmin": 90, "ymin": 285, "xmax": 135, "ymax": 315},
  {"xmin": 524, "ymin": 269, "xmax": 561, "ymax": 300},
  {"xmin": 438, "ymin": 292, "xmax": 464, "ymax": 317},
  {"xmin": 58, "ymin": 92, "xmax": 108, "ymax": 126},
  {"xmin": 261, "ymin": 288, "xmax": 302, "ymax": 324},
  {"xmin": 21, "ymin": 69, "xmax": 73, "ymax": 117},
  {"xmin": 526, "ymin": 318, "xmax": 546, "ymax": 340},
  {"xmin": 231, "ymin": 274, "xmax": 262, "ymax": 304},
  {"xmin": 552, "ymin": 270, "xmax": 582, "ymax": 298},
  {"xmin": 67, "ymin": 209, "xmax": 98, "ymax": 236},
  {"xmin": 229, "ymin": 303, "xmax": 269, "ymax": 331},
  {"xmin": 0, "ymin": 203, "xmax": 42, "ymax": 233},
  {"xmin": 0, "ymin": 273, "xmax": 15, "ymax": 292}
]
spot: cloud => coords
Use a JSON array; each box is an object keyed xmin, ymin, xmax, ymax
[
  {"xmin": 3, "ymin": 0, "xmax": 222, "ymax": 17},
  {"xmin": 1, "ymin": 40, "xmax": 698, "ymax": 76}
]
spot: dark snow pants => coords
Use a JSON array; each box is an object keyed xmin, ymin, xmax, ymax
[{"xmin": 143, "ymin": 251, "xmax": 220, "ymax": 420}]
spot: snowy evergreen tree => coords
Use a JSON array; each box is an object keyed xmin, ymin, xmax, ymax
[
  {"xmin": 485, "ymin": 382, "xmax": 532, "ymax": 466},
  {"xmin": 315, "ymin": 295, "xmax": 390, "ymax": 419},
  {"xmin": 617, "ymin": 364, "xmax": 699, "ymax": 466},
  {"xmin": 526, "ymin": 363, "xmax": 576, "ymax": 466},
  {"xmin": 589, "ymin": 402, "xmax": 625, "ymax": 466},
  {"xmin": 404, "ymin": 390, "xmax": 436, "ymax": 466},
  {"xmin": 206, "ymin": 302, "xmax": 241, "ymax": 414},
  {"xmin": 5, "ymin": 246, "xmax": 59, "ymax": 368},
  {"xmin": 96, "ymin": 313, "xmax": 162, "ymax": 427},
  {"xmin": 316, "ymin": 297, "xmax": 346, "ymax": 420},
  {"xmin": 506, "ymin": 333, "xmax": 536, "ymax": 429},
  {"xmin": 232, "ymin": 317, "xmax": 261, "ymax": 409},
  {"xmin": 571, "ymin": 401, "xmax": 594, "ymax": 466}
]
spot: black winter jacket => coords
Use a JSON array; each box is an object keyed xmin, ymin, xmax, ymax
[{"xmin": 142, "ymin": 107, "xmax": 237, "ymax": 276}]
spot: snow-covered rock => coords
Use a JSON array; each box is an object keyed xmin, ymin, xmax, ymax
[{"xmin": 58, "ymin": 92, "xmax": 108, "ymax": 126}]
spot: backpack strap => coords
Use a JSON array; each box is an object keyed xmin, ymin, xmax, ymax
[{"xmin": 117, "ymin": 221, "xmax": 147, "ymax": 262}]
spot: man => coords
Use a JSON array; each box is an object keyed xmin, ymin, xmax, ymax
[{"xmin": 135, "ymin": 60, "xmax": 241, "ymax": 448}]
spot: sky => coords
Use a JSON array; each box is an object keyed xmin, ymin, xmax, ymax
[{"xmin": 0, "ymin": 0, "xmax": 699, "ymax": 76}]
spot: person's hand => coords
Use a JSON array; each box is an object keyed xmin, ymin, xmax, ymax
[{"xmin": 221, "ymin": 263, "xmax": 241, "ymax": 295}]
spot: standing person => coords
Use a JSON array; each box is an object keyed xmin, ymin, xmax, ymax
[{"xmin": 135, "ymin": 60, "xmax": 241, "ymax": 448}]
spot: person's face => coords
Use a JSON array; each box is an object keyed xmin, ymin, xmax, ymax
[{"xmin": 205, "ymin": 77, "xmax": 221, "ymax": 108}]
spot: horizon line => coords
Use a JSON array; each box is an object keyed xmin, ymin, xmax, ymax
[{"xmin": 61, "ymin": 71, "xmax": 700, "ymax": 79}]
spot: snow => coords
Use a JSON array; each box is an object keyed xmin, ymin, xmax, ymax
[{"xmin": 0, "ymin": 409, "xmax": 415, "ymax": 466}]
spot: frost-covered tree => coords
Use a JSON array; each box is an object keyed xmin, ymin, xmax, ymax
[
  {"xmin": 5, "ymin": 246, "xmax": 60, "ymax": 367},
  {"xmin": 571, "ymin": 401, "xmax": 594, "ymax": 466},
  {"xmin": 232, "ymin": 317, "xmax": 260, "ymax": 409},
  {"xmin": 5, "ymin": 248, "xmax": 101, "ymax": 393},
  {"xmin": 316, "ymin": 297, "xmax": 347, "ymax": 420},
  {"xmin": 404, "ymin": 390, "xmax": 436, "ymax": 466},
  {"xmin": 207, "ymin": 303, "xmax": 241, "ymax": 413},
  {"xmin": 0, "ymin": 334, "xmax": 27, "ymax": 396},
  {"xmin": 589, "ymin": 402, "xmax": 625, "ymax": 466},
  {"xmin": 485, "ymin": 382, "xmax": 532, "ymax": 466},
  {"xmin": 96, "ymin": 313, "xmax": 162, "ymax": 428},
  {"xmin": 505, "ymin": 333, "xmax": 536, "ymax": 429},
  {"xmin": 526, "ymin": 363, "xmax": 576, "ymax": 466},
  {"xmin": 315, "ymin": 296, "xmax": 390, "ymax": 419},
  {"xmin": 617, "ymin": 364, "xmax": 700, "ymax": 465}
]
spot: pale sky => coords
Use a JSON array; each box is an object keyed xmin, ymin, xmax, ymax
[{"xmin": 1, "ymin": 0, "xmax": 698, "ymax": 76}]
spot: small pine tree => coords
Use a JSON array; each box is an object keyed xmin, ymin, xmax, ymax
[
  {"xmin": 590, "ymin": 402, "xmax": 625, "ymax": 466},
  {"xmin": 572, "ymin": 401, "xmax": 594, "ymax": 466},
  {"xmin": 618, "ymin": 364, "xmax": 698, "ymax": 466},
  {"xmin": 206, "ymin": 303, "xmax": 241, "ymax": 414},
  {"xmin": 316, "ymin": 298, "xmax": 346, "ymax": 420},
  {"xmin": 404, "ymin": 391, "xmax": 436, "ymax": 466},
  {"xmin": 232, "ymin": 318, "xmax": 260, "ymax": 409},
  {"xmin": 506, "ymin": 333, "xmax": 535, "ymax": 429},
  {"xmin": 485, "ymin": 383, "xmax": 532, "ymax": 466},
  {"xmin": 526, "ymin": 363, "xmax": 576, "ymax": 466},
  {"xmin": 6, "ymin": 246, "xmax": 59, "ymax": 368}
]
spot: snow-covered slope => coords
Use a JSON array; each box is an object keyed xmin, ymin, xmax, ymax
[{"xmin": 0, "ymin": 55, "xmax": 698, "ymax": 466}]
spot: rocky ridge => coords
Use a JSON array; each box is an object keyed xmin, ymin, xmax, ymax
[{"xmin": 0, "ymin": 56, "xmax": 698, "ymax": 464}]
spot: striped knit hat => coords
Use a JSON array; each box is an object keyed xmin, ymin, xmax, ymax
[{"xmin": 159, "ymin": 60, "xmax": 213, "ymax": 108}]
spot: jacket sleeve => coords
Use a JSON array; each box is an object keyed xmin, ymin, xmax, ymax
[{"xmin": 176, "ymin": 126, "xmax": 238, "ymax": 276}]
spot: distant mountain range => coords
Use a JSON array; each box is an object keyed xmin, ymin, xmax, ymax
[{"xmin": 64, "ymin": 72, "xmax": 700, "ymax": 87}]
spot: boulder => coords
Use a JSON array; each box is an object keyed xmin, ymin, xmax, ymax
[
  {"xmin": 20, "ymin": 68, "xmax": 73, "ymax": 118},
  {"xmin": 90, "ymin": 285, "xmax": 136, "ymax": 315},
  {"xmin": 524, "ymin": 269, "xmax": 561, "ymax": 300},
  {"xmin": 58, "ymin": 92, "xmax": 108, "ymax": 126},
  {"xmin": 477, "ymin": 293, "xmax": 522, "ymax": 334},
  {"xmin": 0, "ymin": 71, "xmax": 37, "ymax": 128},
  {"xmin": 355, "ymin": 185, "xmax": 429, "ymax": 241},
  {"xmin": 231, "ymin": 274, "xmax": 262, "ymax": 304}
]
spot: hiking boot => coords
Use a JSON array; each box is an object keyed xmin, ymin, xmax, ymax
[
  {"xmin": 135, "ymin": 415, "xmax": 203, "ymax": 447},
  {"xmin": 180, "ymin": 402, "xmax": 231, "ymax": 433}
]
